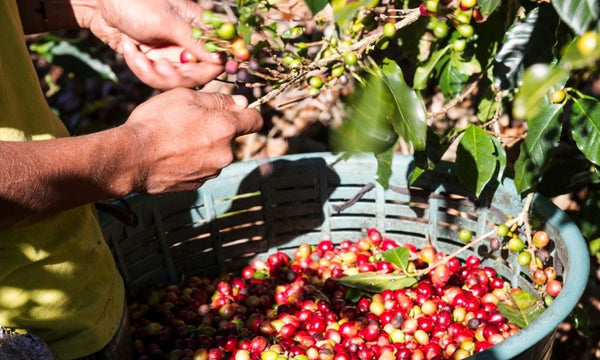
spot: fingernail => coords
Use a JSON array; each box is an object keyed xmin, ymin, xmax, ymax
[{"xmin": 232, "ymin": 95, "xmax": 248, "ymax": 109}]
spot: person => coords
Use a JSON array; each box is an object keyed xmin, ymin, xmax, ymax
[{"xmin": 0, "ymin": 0, "xmax": 263, "ymax": 358}]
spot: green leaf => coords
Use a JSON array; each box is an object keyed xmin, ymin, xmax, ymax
[
  {"xmin": 375, "ymin": 145, "xmax": 395, "ymax": 189},
  {"xmin": 579, "ymin": 190, "xmax": 600, "ymax": 245},
  {"xmin": 493, "ymin": 5, "xmax": 559, "ymax": 90},
  {"xmin": 570, "ymin": 305, "xmax": 592, "ymax": 336},
  {"xmin": 570, "ymin": 96, "xmax": 600, "ymax": 166},
  {"xmin": 381, "ymin": 247, "xmax": 410, "ymax": 272},
  {"xmin": 438, "ymin": 57, "xmax": 469, "ymax": 99},
  {"xmin": 344, "ymin": 287, "xmax": 364, "ymax": 302},
  {"xmin": 304, "ymin": 0, "xmax": 329, "ymax": 15},
  {"xmin": 30, "ymin": 39, "xmax": 117, "ymax": 81},
  {"xmin": 331, "ymin": 73, "xmax": 398, "ymax": 154},
  {"xmin": 552, "ymin": 0, "xmax": 600, "ymax": 35},
  {"xmin": 336, "ymin": 272, "xmax": 418, "ymax": 292},
  {"xmin": 513, "ymin": 101, "xmax": 565, "ymax": 194},
  {"xmin": 456, "ymin": 125, "xmax": 497, "ymax": 197},
  {"xmin": 477, "ymin": 87, "xmax": 502, "ymax": 122},
  {"xmin": 331, "ymin": 0, "xmax": 379, "ymax": 30},
  {"xmin": 561, "ymin": 35, "xmax": 600, "ymax": 70},
  {"xmin": 413, "ymin": 46, "xmax": 451, "ymax": 90},
  {"xmin": 497, "ymin": 290, "xmax": 545, "ymax": 328},
  {"xmin": 512, "ymin": 64, "xmax": 569, "ymax": 120},
  {"xmin": 490, "ymin": 135, "xmax": 507, "ymax": 182},
  {"xmin": 450, "ymin": 51, "xmax": 482, "ymax": 77},
  {"xmin": 379, "ymin": 59, "xmax": 427, "ymax": 151},
  {"xmin": 477, "ymin": 0, "xmax": 501, "ymax": 16}
]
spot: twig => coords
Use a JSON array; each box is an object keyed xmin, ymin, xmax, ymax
[
  {"xmin": 416, "ymin": 194, "xmax": 535, "ymax": 277},
  {"xmin": 248, "ymin": 8, "xmax": 421, "ymax": 109},
  {"xmin": 427, "ymin": 74, "xmax": 482, "ymax": 120}
]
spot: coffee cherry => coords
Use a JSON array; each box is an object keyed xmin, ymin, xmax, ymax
[
  {"xmin": 577, "ymin": 31, "xmax": 599, "ymax": 56},
  {"xmin": 533, "ymin": 231, "xmax": 550, "ymax": 248},
  {"xmin": 331, "ymin": 65, "xmax": 345, "ymax": 78},
  {"xmin": 453, "ymin": 39, "xmax": 467, "ymax": 52},
  {"xmin": 343, "ymin": 52, "xmax": 358, "ymax": 66},
  {"xmin": 225, "ymin": 59, "xmax": 239, "ymax": 74},
  {"xmin": 550, "ymin": 89, "xmax": 566, "ymax": 104},
  {"xmin": 425, "ymin": 0, "xmax": 439, "ymax": 14},
  {"xmin": 180, "ymin": 49, "xmax": 198, "ymax": 63},
  {"xmin": 309, "ymin": 76, "xmax": 324, "ymax": 89},
  {"xmin": 248, "ymin": 59, "xmax": 261, "ymax": 72},
  {"xmin": 383, "ymin": 22, "xmax": 397, "ymax": 38},
  {"xmin": 307, "ymin": 87, "xmax": 321, "ymax": 98},
  {"xmin": 517, "ymin": 251, "xmax": 532, "ymax": 266},
  {"xmin": 204, "ymin": 42, "xmax": 220, "ymax": 53},
  {"xmin": 456, "ymin": 24, "xmax": 474, "ymax": 38},
  {"xmin": 460, "ymin": 0, "xmax": 476, "ymax": 10},
  {"xmin": 433, "ymin": 21, "xmax": 449, "ymax": 38},
  {"xmin": 217, "ymin": 22, "xmax": 237, "ymax": 40},
  {"xmin": 507, "ymin": 237, "xmax": 525, "ymax": 252},
  {"xmin": 546, "ymin": 280, "xmax": 562, "ymax": 297},
  {"xmin": 496, "ymin": 224, "xmax": 509, "ymax": 237},
  {"xmin": 419, "ymin": 3, "xmax": 431, "ymax": 16},
  {"xmin": 231, "ymin": 37, "xmax": 250, "ymax": 61},
  {"xmin": 236, "ymin": 68, "xmax": 249, "ymax": 83},
  {"xmin": 458, "ymin": 229, "xmax": 472, "ymax": 243},
  {"xmin": 191, "ymin": 27, "xmax": 204, "ymax": 39}
]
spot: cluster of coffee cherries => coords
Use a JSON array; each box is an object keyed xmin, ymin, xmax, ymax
[
  {"xmin": 457, "ymin": 223, "xmax": 563, "ymax": 307},
  {"xmin": 126, "ymin": 227, "xmax": 550, "ymax": 360},
  {"xmin": 419, "ymin": 0, "xmax": 484, "ymax": 52}
]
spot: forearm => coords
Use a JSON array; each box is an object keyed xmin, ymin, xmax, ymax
[
  {"xmin": 17, "ymin": 0, "xmax": 96, "ymax": 34},
  {"xmin": 0, "ymin": 126, "xmax": 140, "ymax": 228}
]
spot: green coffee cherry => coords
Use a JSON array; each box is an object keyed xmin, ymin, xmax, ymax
[
  {"xmin": 517, "ymin": 251, "xmax": 532, "ymax": 266},
  {"xmin": 383, "ymin": 22, "xmax": 397, "ymax": 38},
  {"xmin": 508, "ymin": 237, "xmax": 525, "ymax": 252}
]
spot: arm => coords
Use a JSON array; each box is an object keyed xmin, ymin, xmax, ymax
[{"xmin": 0, "ymin": 90, "xmax": 263, "ymax": 228}]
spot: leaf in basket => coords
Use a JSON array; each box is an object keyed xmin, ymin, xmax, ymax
[
  {"xmin": 497, "ymin": 290, "xmax": 545, "ymax": 328},
  {"xmin": 336, "ymin": 272, "xmax": 417, "ymax": 292},
  {"xmin": 381, "ymin": 247, "xmax": 410, "ymax": 272},
  {"xmin": 344, "ymin": 287, "xmax": 364, "ymax": 303}
]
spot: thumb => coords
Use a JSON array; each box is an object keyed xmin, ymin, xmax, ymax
[{"xmin": 191, "ymin": 92, "xmax": 263, "ymax": 135}]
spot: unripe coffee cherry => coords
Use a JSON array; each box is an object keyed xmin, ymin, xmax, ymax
[
  {"xmin": 433, "ymin": 22, "xmax": 449, "ymax": 38},
  {"xmin": 453, "ymin": 39, "xmax": 467, "ymax": 52},
  {"xmin": 191, "ymin": 27, "xmax": 204, "ymax": 39},
  {"xmin": 458, "ymin": 229, "xmax": 472, "ymax": 243},
  {"xmin": 496, "ymin": 224, "xmax": 509, "ymax": 237},
  {"xmin": 343, "ymin": 52, "xmax": 358, "ymax": 66},
  {"xmin": 383, "ymin": 22, "xmax": 397, "ymax": 38},
  {"xmin": 309, "ymin": 76, "xmax": 324, "ymax": 89},
  {"xmin": 550, "ymin": 89, "xmax": 566, "ymax": 104},
  {"xmin": 218, "ymin": 22, "xmax": 237, "ymax": 40},
  {"xmin": 459, "ymin": 0, "xmax": 476, "ymax": 10},
  {"xmin": 456, "ymin": 24, "xmax": 474, "ymax": 38},
  {"xmin": 577, "ymin": 31, "xmax": 599, "ymax": 56}
]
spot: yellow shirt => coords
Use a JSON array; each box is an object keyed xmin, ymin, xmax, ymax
[{"xmin": 0, "ymin": 1, "xmax": 125, "ymax": 359}]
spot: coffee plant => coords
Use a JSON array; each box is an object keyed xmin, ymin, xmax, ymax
[{"xmin": 177, "ymin": 0, "xmax": 600, "ymax": 257}]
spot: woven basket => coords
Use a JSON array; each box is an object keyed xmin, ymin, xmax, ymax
[{"xmin": 99, "ymin": 153, "xmax": 589, "ymax": 360}]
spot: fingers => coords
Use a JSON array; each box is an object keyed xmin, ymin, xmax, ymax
[
  {"xmin": 121, "ymin": 39, "xmax": 223, "ymax": 89},
  {"xmin": 190, "ymin": 92, "xmax": 264, "ymax": 136}
]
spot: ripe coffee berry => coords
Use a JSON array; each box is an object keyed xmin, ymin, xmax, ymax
[
  {"xmin": 180, "ymin": 49, "xmax": 198, "ymax": 63},
  {"xmin": 532, "ymin": 230, "xmax": 550, "ymax": 248}
]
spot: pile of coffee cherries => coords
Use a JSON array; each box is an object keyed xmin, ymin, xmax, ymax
[{"xmin": 128, "ymin": 227, "xmax": 559, "ymax": 360}]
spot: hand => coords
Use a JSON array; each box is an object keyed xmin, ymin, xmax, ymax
[
  {"xmin": 121, "ymin": 89, "xmax": 263, "ymax": 194},
  {"xmin": 82, "ymin": 0, "xmax": 224, "ymax": 89}
]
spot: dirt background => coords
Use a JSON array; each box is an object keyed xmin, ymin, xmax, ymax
[{"xmin": 28, "ymin": 27, "xmax": 600, "ymax": 359}]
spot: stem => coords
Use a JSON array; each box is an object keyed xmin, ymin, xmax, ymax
[
  {"xmin": 248, "ymin": 8, "xmax": 421, "ymax": 109},
  {"xmin": 417, "ymin": 193, "xmax": 535, "ymax": 277}
]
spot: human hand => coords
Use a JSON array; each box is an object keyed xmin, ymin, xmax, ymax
[
  {"xmin": 121, "ymin": 89, "xmax": 262, "ymax": 194},
  {"xmin": 81, "ymin": 0, "xmax": 224, "ymax": 89}
]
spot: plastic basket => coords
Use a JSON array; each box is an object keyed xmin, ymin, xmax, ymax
[{"xmin": 99, "ymin": 152, "xmax": 589, "ymax": 360}]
